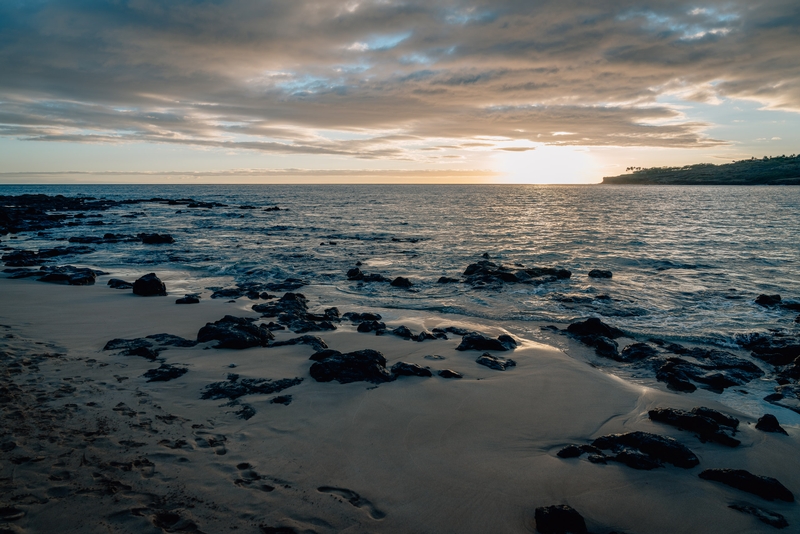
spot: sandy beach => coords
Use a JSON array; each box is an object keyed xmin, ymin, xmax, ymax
[{"xmin": 1, "ymin": 271, "xmax": 797, "ymax": 534}]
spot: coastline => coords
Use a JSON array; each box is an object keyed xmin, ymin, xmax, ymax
[{"xmin": 2, "ymin": 272, "xmax": 798, "ymax": 533}]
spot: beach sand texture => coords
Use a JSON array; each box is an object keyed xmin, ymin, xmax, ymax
[{"xmin": 1, "ymin": 275, "xmax": 797, "ymax": 533}]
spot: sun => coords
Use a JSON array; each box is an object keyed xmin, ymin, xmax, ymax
[{"xmin": 494, "ymin": 144, "xmax": 599, "ymax": 184}]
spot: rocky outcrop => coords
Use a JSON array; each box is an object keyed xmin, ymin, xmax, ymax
[
  {"xmin": 143, "ymin": 364, "xmax": 188, "ymax": 382},
  {"xmin": 390, "ymin": 362, "xmax": 433, "ymax": 377},
  {"xmin": 37, "ymin": 265, "xmax": 99, "ymax": 286},
  {"xmin": 648, "ymin": 407, "xmax": 740, "ymax": 447},
  {"xmin": 2, "ymin": 245, "xmax": 94, "ymax": 267},
  {"xmin": 197, "ymin": 316, "xmax": 274, "ymax": 349},
  {"xmin": 462, "ymin": 260, "xmax": 571, "ymax": 286},
  {"xmin": 390, "ymin": 276, "xmax": 413, "ymax": 288},
  {"xmin": 201, "ymin": 375, "xmax": 302, "ymax": 400},
  {"xmin": 133, "ymin": 273, "xmax": 167, "ymax": 296},
  {"xmin": 699, "ymin": 469, "xmax": 794, "ymax": 502},
  {"xmin": 137, "ymin": 233, "xmax": 175, "ymax": 244},
  {"xmin": 533, "ymin": 505, "xmax": 588, "ymax": 534},
  {"xmin": 456, "ymin": 332, "xmax": 517, "ymax": 351},
  {"xmin": 252, "ymin": 292, "xmax": 337, "ymax": 333},
  {"xmin": 588, "ymin": 269, "xmax": 612, "ymax": 279},
  {"xmin": 309, "ymin": 349, "xmax": 395, "ymax": 384},
  {"xmin": 107, "ymin": 278, "xmax": 133, "ymax": 289},
  {"xmin": 476, "ymin": 353, "xmax": 516, "ymax": 370},
  {"xmin": 592, "ymin": 431, "xmax": 700, "ymax": 469},
  {"xmin": 755, "ymin": 414, "xmax": 788, "ymax": 435},
  {"xmin": 729, "ymin": 503, "xmax": 789, "ymax": 529}
]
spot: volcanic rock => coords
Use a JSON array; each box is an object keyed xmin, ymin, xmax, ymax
[
  {"xmin": 197, "ymin": 315, "xmax": 274, "ymax": 349},
  {"xmin": 699, "ymin": 469, "xmax": 794, "ymax": 502},
  {"xmin": 456, "ymin": 332, "xmax": 517, "ymax": 351},
  {"xmin": 592, "ymin": 431, "xmax": 699, "ymax": 468},
  {"xmin": 648, "ymin": 407, "xmax": 740, "ymax": 447},
  {"xmin": 533, "ymin": 505, "xmax": 588, "ymax": 534},
  {"xmin": 755, "ymin": 414, "xmax": 788, "ymax": 435},
  {"xmin": 133, "ymin": 273, "xmax": 167, "ymax": 296},
  {"xmin": 391, "ymin": 362, "xmax": 433, "ymax": 377},
  {"xmin": 476, "ymin": 353, "xmax": 516, "ymax": 370},
  {"xmin": 309, "ymin": 349, "xmax": 395, "ymax": 384}
]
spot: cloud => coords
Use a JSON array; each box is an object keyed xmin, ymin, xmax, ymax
[{"xmin": 0, "ymin": 0, "xmax": 798, "ymax": 160}]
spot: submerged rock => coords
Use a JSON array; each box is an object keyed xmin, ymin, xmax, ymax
[
  {"xmin": 755, "ymin": 414, "xmax": 788, "ymax": 435},
  {"xmin": 391, "ymin": 362, "xmax": 433, "ymax": 377},
  {"xmin": 197, "ymin": 315, "xmax": 274, "ymax": 349},
  {"xmin": 619, "ymin": 342, "xmax": 658, "ymax": 362},
  {"xmin": 309, "ymin": 349, "xmax": 395, "ymax": 384},
  {"xmin": 756, "ymin": 294, "xmax": 782, "ymax": 307},
  {"xmin": 456, "ymin": 332, "xmax": 517, "ymax": 352},
  {"xmin": 390, "ymin": 276, "xmax": 413, "ymax": 288},
  {"xmin": 567, "ymin": 318, "xmax": 625, "ymax": 339},
  {"xmin": 588, "ymin": 269, "xmax": 613, "ymax": 279},
  {"xmin": 699, "ymin": 469, "xmax": 794, "ymax": 502},
  {"xmin": 592, "ymin": 431, "xmax": 699, "ymax": 469},
  {"xmin": 476, "ymin": 353, "xmax": 516, "ymax": 371},
  {"xmin": 138, "ymin": 233, "xmax": 175, "ymax": 244},
  {"xmin": 533, "ymin": 505, "xmax": 588, "ymax": 534},
  {"xmin": 201, "ymin": 375, "xmax": 303, "ymax": 400},
  {"xmin": 728, "ymin": 503, "xmax": 789, "ymax": 529},
  {"xmin": 648, "ymin": 407, "xmax": 740, "ymax": 447},
  {"xmin": 108, "ymin": 278, "xmax": 133, "ymax": 289},
  {"xmin": 133, "ymin": 273, "xmax": 167, "ymax": 296},
  {"xmin": 143, "ymin": 364, "xmax": 188, "ymax": 382},
  {"xmin": 463, "ymin": 260, "xmax": 571, "ymax": 286}
]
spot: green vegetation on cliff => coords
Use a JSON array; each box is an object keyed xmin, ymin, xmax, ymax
[{"xmin": 602, "ymin": 154, "xmax": 800, "ymax": 185}]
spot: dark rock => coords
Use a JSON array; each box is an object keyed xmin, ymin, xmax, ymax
[
  {"xmin": 463, "ymin": 260, "xmax": 571, "ymax": 286},
  {"xmin": 38, "ymin": 265, "xmax": 97, "ymax": 285},
  {"xmin": 145, "ymin": 333, "xmax": 198, "ymax": 347},
  {"xmin": 252, "ymin": 292, "xmax": 308, "ymax": 317},
  {"xmin": 391, "ymin": 325, "xmax": 414, "ymax": 339},
  {"xmin": 107, "ymin": 278, "xmax": 133, "ymax": 289},
  {"xmin": 619, "ymin": 343, "xmax": 658, "ymax": 362},
  {"xmin": 176, "ymin": 295, "xmax": 200, "ymax": 304},
  {"xmin": 346, "ymin": 267, "xmax": 364, "ymax": 280},
  {"xmin": 756, "ymin": 294, "xmax": 782, "ymax": 307},
  {"xmin": 310, "ymin": 349, "xmax": 342, "ymax": 362},
  {"xmin": 133, "ymin": 273, "xmax": 167, "ymax": 296},
  {"xmin": 755, "ymin": 414, "xmax": 788, "ymax": 435},
  {"xmin": 2, "ymin": 245, "xmax": 94, "ymax": 267},
  {"xmin": 444, "ymin": 326, "xmax": 472, "ymax": 336},
  {"xmin": 324, "ymin": 307, "xmax": 340, "ymax": 320},
  {"xmin": 270, "ymin": 335, "xmax": 328, "ymax": 352},
  {"xmin": 362, "ymin": 273, "xmax": 391, "ymax": 283},
  {"xmin": 270, "ymin": 395, "xmax": 292, "ymax": 405},
  {"xmin": 476, "ymin": 353, "xmax": 516, "ymax": 371},
  {"xmin": 654, "ymin": 349, "xmax": 764, "ymax": 393},
  {"xmin": 580, "ymin": 335, "xmax": 620, "ymax": 360},
  {"xmin": 391, "ymin": 362, "xmax": 433, "ymax": 377},
  {"xmin": 143, "ymin": 364, "xmax": 188, "ymax": 382},
  {"xmin": 588, "ymin": 269, "xmax": 613, "ymax": 279},
  {"xmin": 438, "ymin": 369, "xmax": 463, "ymax": 379},
  {"xmin": 456, "ymin": 332, "xmax": 517, "ymax": 352},
  {"xmin": 613, "ymin": 448, "xmax": 662, "ymax": 470},
  {"xmin": 138, "ymin": 233, "xmax": 175, "ymax": 244},
  {"xmin": 738, "ymin": 332, "xmax": 800, "ymax": 366},
  {"xmin": 534, "ymin": 505, "xmax": 588, "ymax": 534},
  {"xmin": 567, "ymin": 318, "xmax": 625, "ymax": 339},
  {"xmin": 104, "ymin": 338, "xmax": 152, "ymax": 351},
  {"xmin": 357, "ymin": 320, "xmax": 386, "ymax": 334},
  {"xmin": 124, "ymin": 346, "xmax": 161, "ymax": 360},
  {"xmin": 655, "ymin": 359, "xmax": 698, "ymax": 392},
  {"xmin": 587, "ymin": 454, "xmax": 607, "ymax": 464},
  {"xmin": 342, "ymin": 312, "xmax": 382, "ymax": 322},
  {"xmin": 765, "ymin": 384, "xmax": 800, "ymax": 414},
  {"xmin": 592, "ymin": 431, "xmax": 699, "ymax": 468},
  {"xmin": 390, "ymin": 276, "xmax": 413, "ymax": 288},
  {"xmin": 728, "ymin": 503, "xmax": 789, "ymax": 529},
  {"xmin": 309, "ymin": 349, "xmax": 395, "ymax": 384},
  {"xmin": 197, "ymin": 315, "xmax": 274, "ymax": 349},
  {"xmin": 437, "ymin": 276, "xmax": 460, "ymax": 283},
  {"xmin": 556, "ymin": 445, "xmax": 584, "ymax": 459},
  {"xmin": 201, "ymin": 375, "xmax": 303, "ymax": 400},
  {"xmin": 699, "ymin": 469, "xmax": 794, "ymax": 502},
  {"xmin": 416, "ymin": 331, "xmax": 437, "ymax": 342},
  {"xmin": 648, "ymin": 407, "xmax": 740, "ymax": 447},
  {"xmin": 691, "ymin": 407, "xmax": 740, "ymax": 429}
]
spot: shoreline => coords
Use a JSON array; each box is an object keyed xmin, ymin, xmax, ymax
[{"xmin": 1, "ymin": 273, "xmax": 798, "ymax": 533}]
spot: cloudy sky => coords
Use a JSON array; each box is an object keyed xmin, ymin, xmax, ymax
[{"xmin": 1, "ymin": 0, "xmax": 798, "ymax": 183}]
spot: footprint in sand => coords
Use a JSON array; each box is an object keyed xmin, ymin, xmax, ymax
[
  {"xmin": 233, "ymin": 463, "xmax": 275, "ymax": 492},
  {"xmin": 317, "ymin": 486, "xmax": 386, "ymax": 520}
]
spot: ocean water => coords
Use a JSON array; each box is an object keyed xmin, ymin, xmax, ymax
[{"xmin": 2, "ymin": 184, "xmax": 799, "ymax": 349}]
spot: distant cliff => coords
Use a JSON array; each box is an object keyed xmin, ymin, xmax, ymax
[{"xmin": 602, "ymin": 154, "xmax": 800, "ymax": 185}]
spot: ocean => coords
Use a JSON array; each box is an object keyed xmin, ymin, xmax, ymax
[{"xmin": 2, "ymin": 183, "xmax": 799, "ymax": 350}]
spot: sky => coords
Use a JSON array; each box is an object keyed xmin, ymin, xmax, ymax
[{"xmin": 0, "ymin": 0, "xmax": 799, "ymax": 184}]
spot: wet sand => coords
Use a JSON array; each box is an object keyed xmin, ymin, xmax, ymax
[{"xmin": 1, "ymin": 274, "xmax": 798, "ymax": 533}]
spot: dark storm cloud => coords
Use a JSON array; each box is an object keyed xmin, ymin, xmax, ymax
[{"xmin": 1, "ymin": 0, "xmax": 798, "ymax": 158}]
